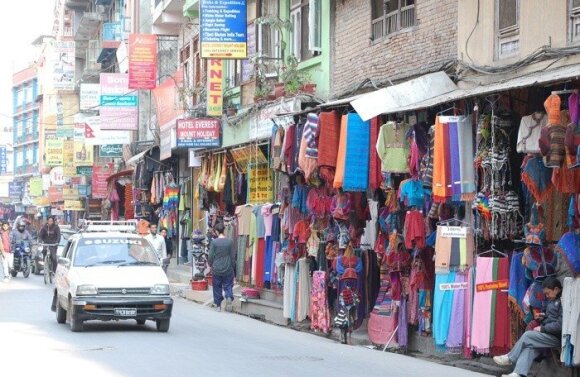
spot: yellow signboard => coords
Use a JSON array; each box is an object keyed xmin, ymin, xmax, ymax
[
  {"xmin": 33, "ymin": 197, "xmax": 51, "ymax": 206},
  {"xmin": 206, "ymin": 59, "xmax": 223, "ymax": 117},
  {"xmin": 201, "ymin": 43, "xmax": 247, "ymax": 59},
  {"xmin": 230, "ymin": 145, "xmax": 267, "ymax": 173},
  {"xmin": 45, "ymin": 139, "xmax": 64, "ymax": 166},
  {"xmin": 63, "ymin": 188, "xmax": 80, "ymax": 200},
  {"xmin": 248, "ymin": 164, "xmax": 273, "ymax": 204},
  {"xmin": 73, "ymin": 142, "xmax": 94, "ymax": 167},
  {"xmin": 63, "ymin": 200, "xmax": 84, "ymax": 211},
  {"xmin": 63, "ymin": 140, "xmax": 76, "ymax": 177},
  {"xmin": 29, "ymin": 178, "xmax": 43, "ymax": 197}
]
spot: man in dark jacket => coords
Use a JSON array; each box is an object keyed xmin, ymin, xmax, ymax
[
  {"xmin": 38, "ymin": 216, "xmax": 61, "ymax": 274},
  {"xmin": 493, "ymin": 277, "xmax": 563, "ymax": 377},
  {"xmin": 207, "ymin": 222, "xmax": 235, "ymax": 312}
]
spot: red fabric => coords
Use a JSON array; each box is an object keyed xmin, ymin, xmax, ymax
[
  {"xmin": 492, "ymin": 257, "xmax": 511, "ymax": 356},
  {"xmin": 404, "ymin": 210, "xmax": 426, "ymax": 249},
  {"xmin": 317, "ymin": 111, "xmax": 341, "ymax": 167},
  {"xmin": 255, "ymin": 238, "xmax": 265, "ymax": 289},
  {"xmin": 293, "ymin": 220, "xmax": 311, "ymax": 244},
  {"xmin": 284, "ymin": 124, "xmax": 296, "ymax": 173},
  {"xmin": 369, "ymin": 117, "xmax": 383, "ymax": 191},
  {"xmin": 552, "ymin": 166, "xmax": 580, "ymax": 194}
]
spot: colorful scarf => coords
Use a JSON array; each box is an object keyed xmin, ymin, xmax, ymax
[
  {"xmin": 432, "ymin": 118, "xmax": 449, "ymax": 202},
  {"xmin": 556, "ymin": 231, "xmax": 580, "ymax": 276},
  {"xmin": 333, "ymin": 115, "xmax": 348, "ymax": 189},
  {"xmin": 456, "ymin": 117, "xmax": 476, "ymax": 200},
  {"xmin": 317, "ymin": 111, "xmax": 341, "ymax": 167},
  {"xmin": 446, "ymin": 272, "xmax": 467, "ymax": 352},
  {"xmin": 521, "ymin": 155, "xmax": 553, "ymax": 204},
  {"xmin": 471, "ymin": 257, "xmax": 494, "ymax": 354},
  {"xmin": 433, "ymin": 271, "xmax": 457, "ymax": 349},
  {"xmin": 464, "ymin": 266, "xmax": 475, "ymax": 358},
  {"xmin": 343, "ymin": 113, "xmax": 370, "ymax": 192},
  {"xmin": 492, "ymin": 257, "xmax": 510, "ymax": 356},
  {"xmin": 304, "ymin": 113, "xmax": 320, "ymax": 158},
  {"xmin": 448, "ymin": 121, "xmax": 462, "ymax": 199},
  {"xmin": 369, "ymin": 117, "xmax": 383, "ymax": 191},
  {"xmin": 508, "ymin": 251, "xmax": 530, "ymax": 318},
  {"xmin": 310, "ymin": 271, "xmax": 330, "ymax": 333}
]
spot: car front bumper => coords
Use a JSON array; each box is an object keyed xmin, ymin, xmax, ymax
[{"xmin": 71, "ymin": 296, "xmax": 173, "ymax": 322}]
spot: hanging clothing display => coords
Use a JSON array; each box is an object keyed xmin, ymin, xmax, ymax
[
  {"xmin": 516, "ymin": 112, "xmax": 546, "ymax": 154},
  {"xmin": 343, "ymin": 113, "xmax": 370, "ymax": 192},
  {"xmin": 561, "ymin": 277, "xmax": 580, "ymax": 367},
  {"xmin": 310, "ymin": 270, "xmax": 331, "ymax": 333},
  {"xmin": 376, "ymin": 121, "xmax": 411, "ymax": 174}
]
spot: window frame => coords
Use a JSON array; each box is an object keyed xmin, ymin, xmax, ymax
[
  {"xmin": 257, "ymin": 0, "xmax": 281, "ymax": 76},
  {"xmin": 371, "ymin": 0, "xmax": 416, "ymax": 41},
  {"xmin": 570, "ymin": 0, "xmax": 580, "ymax": 43},
  {"xmin": 496, "ymin": 0, "xmax": 520, "ymax": 59}
]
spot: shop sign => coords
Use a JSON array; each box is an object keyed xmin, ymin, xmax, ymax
[
  {"xmin": 42, "ymin": 174, "xmax": 51, "ymax": 190},
  {"xmin": 439, "ymin": 282, "xmax": 468, "ymax": 291},
  {"xmin": 152, "ymin": 69, "xmax": 183, "ymax": 129},
  {"xmin": 230, "ymin": 144, "xmax": 267, "ymax": 173},
  {"xmin": 200, "ymin": 0, "xmax": 247, "ymax": 59},
  {"xmin": 78, "ymin": 184, "xmax": 91, "ymax": 197},
  {"xmin": 103, "ymin": 21, "xmax": 122, "ymax": 43},
  {"xmin": 99, "ymin": 144, "xmax": 124, "ymax": 158},
  {"xmin": 51, "ymin": 208, "xmax": 64, "ymax": 217},
  {"xmin": 74, "ymin": 141, "xmax": 94, "ymax": 167},
  {"xmin": 83, "ymin": 116, "xmax": 132, "ymax": 146},
  {"xmin": 63, "ymin": 188, "xmax": 80, "ymax": 201},
  {"xmin": 63, "ymin": 140, "xmax": 76, "ymax": 177},
  {"xmin": 241, "ymin": 23, "xmax": 256, "ymax": 83},
  {"xmin": 76, "ymin": 166, "xmax": 93, "ymax": 176},
  {"xmin": 128, "ymin": 33, "xmax": 157, "ymax": 90},
  {"xmin": 48, "ymin": 186, "xmax": 63, "ymax": 203},
  {"xmin": 476, "ymin": 280, "xmax": 508, "ymax": 293},
  {"xmin": 50, "ymin": 167, "xmax": 65, "ymax": 186},
  {"xmin": 189, "ymin": 149, "xmax": 202, "ymax": 167},
  {"xmin": 9, "ymin": 182, "xmax": 23, "ymax": 199},
  {"xmin": 160, "ymin": 122, "xmax": 176, "ymax": 161},
  {"xmin": 250, "ymin": 99, "xmax": 300, "ymax": 140},
  {"xmin": 248, "ymin": 164, "xmax": 273, "ymax": 204},
  {"xmin": 45, "ymin": 139, "xmax": 64, "ymax": 166},
  {"xmin": 80, "ymin": 83, "xmax": 101, "ymax": 111},
  {"xmin": 52, "ymin": 41, "xmax": 75, "ymax": 91},
  {"xmin": 29, "ymin": 178, "xmax": 43, "ymax": 197},
  {"xmin": 100, "ymin": 73, "xmax": 138, "ymax": 130},
  {"xmin": 64, "ymin": 200, "xmax": 84, "ymax": 211},
  {"xmin": 207, "ymin": 60, "xmax": 223, "ymax": 117},
  {"xmin": 92, "ymin": 163, "xmax": 113, "ymax": 199},
  {"xmin": 0, "ymin": 146, "xmax": 7, "ymax": 174},
  {"xmin": 440, "ymin": 226, "xmax": 467, "ymax": 238},
  {"xmin": 177, "ymin": 119, "xmax": 221, "ymax": 148},
  {"xmin": 33, "ymin": 197, "xmax": 51, "ymax": 206}
]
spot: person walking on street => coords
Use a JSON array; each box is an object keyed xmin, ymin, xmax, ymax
[
  {"xmin": 0, "ymin": 221, "xmax": 12, "ymax": 282},
  {"xmin": 208, "ymin": 222, "xmax": 235, "ymax": 312},
  {"xmin": 160, "ymin": 227, "xmax": 173, "ymax": 259},
  {"xmin": 493, "ymin": 277, "xmax": 563, "ymax": 377},
  {"xmin": 38, "ymin": 216, "xmax": 61, "ymax": 274},
  {"xmin": 145, "ymin": 224, "xmax": 167, "ymax": 263}
]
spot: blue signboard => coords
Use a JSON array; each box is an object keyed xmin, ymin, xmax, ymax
[
  {"xmin": 0, "ymin": 146, "xmax": 6, "ymax": 174},
  {"xmin": 200, "ymin": 0, "xmax": 247, "ymax": 58},
  {"xmin": 100, "ymin": 95, "xmax": 138, "ymax": 107},
  {"xmin": 102, "ymin": 22, "xmax": 122, "ymax": 42},
  {"xmin": 9, "ymin": 182, "xmax": 22, "ymax": 199}
]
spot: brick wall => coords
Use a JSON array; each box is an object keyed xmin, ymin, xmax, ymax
[{"xmin": 332, "ymin": 0, "xmax": 458, "ymax": 98}]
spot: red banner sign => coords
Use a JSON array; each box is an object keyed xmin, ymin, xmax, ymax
[
  {"xmin": 128, "ymin": 34, "xmax": 157, "ymax": 90},
  {"xmin": 476, "ymin": 279, "xmax": 509, "ymax": 292},
  {"xmin": 92, "ymin": 163, "xmax": 113, "ymax": 199},
  {"xmin": 48, "ymin": 187, "xmax": 63, "ymax": 203},
  {"xmin": 176, "ymin": 119, "xmax": 221, "ymax": 148}
]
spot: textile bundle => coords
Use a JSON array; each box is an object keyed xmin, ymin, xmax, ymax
[
  {"xmin": 342, "ymin": 113, "xmax": 370, "ymax": 192},
  {"xmin": 434, "ymin": 225, "xmax": 475, "ymax": 273},
  {"xmin": 310, "ymin": 271, "xmax": 331, "ymax": 333},
  {"xmin": 333, "ymin": 115, "xmax": 348, "ymax": 189},
  {"xmin": 432, "ymin": 116, "xmax": 476, "ymax": 202}
]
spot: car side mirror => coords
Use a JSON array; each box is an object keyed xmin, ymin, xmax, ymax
[{"xmin": 58, "ymin": 257, "xmax": 70, "ymax": 267}]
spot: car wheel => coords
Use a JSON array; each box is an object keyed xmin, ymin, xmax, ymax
[
  {"xmin": 56, "ymin": 296, "xmax": 66, "ymax": 324},
  {"xmin": 68, "ymin": 299, "xmax": 83, "ymax": 332},
  {"xmin": 156, "ymin": 319, "xmax": 170, "ymax": 332},
  {"xmin": 136, "ymin": 319, "xmax": 146, "ymax": 325}
]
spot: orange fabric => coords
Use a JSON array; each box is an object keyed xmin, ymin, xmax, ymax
[
  {"xmin": 544, "ymin": 94, "xmax": 562, "ymax": 125},
  {"xmin": 298, "ymin": 131, "xmax": 318, "ymax": 180},
  {"xmin": 552, "ymin": 166, "xmax": 580, "ymax": 194},
  {"xmin": 333, "ymin": 115, "xmax": 348, "ymax": 189},
  {"xmin": 432, "ymin": 117, "xmax": 449, "ymax": 202},
  {"xmin": 293, "ymin": 219, "xmax": 312, "ymax": 244},
  {"xmin": 137, "ymin": 219, "xmax": 150, "ymax": 235}
]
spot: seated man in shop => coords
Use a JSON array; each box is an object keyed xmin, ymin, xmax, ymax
[{"xmin": 493, "ymin": 277, "xmax": 563, "ymax": 377}]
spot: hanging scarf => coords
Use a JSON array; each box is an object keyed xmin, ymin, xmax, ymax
[
  {"xmin": 369, "ymin": 117, "xmax": 383, "ymax": 191},
  {"xmin": 333, "ymin": 115, "xmax": 348, "ymax": 189},
  {"xmin": 445, "ymin": 271, "xmax": 467, "ymax": 352},
  {"xmin": 521, "ymin": 155, "xmax": 553, "ymax": 204},
  {"xmin": 310, "ymin": 270, "xmax": 330, "ymax": 333},
  {"xmin": 492, "ymin": 257, "xmax": 510, "ymax": 356},
  {"xmin": 470, "ymin": 257, "xmax": 494, "ymax": 354},
  {"xmin": 508, "ymin": 251, "xmax": 530, "ymax": 319},
  {"xmin": 343, "ymin": 113, "xmax": 370, "ymax": 191},
  {"xmin": 433, "ymin": 271, "xmax": 457, "ymax": 350},
  {"xmin": 432, "ymin": 117, "xmax": 450, "ymax": 202},
  {"xmin": 556, "ymin": 231, "xmax": 580, "ymax": 275}
]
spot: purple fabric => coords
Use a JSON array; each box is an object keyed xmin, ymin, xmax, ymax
[
  {"xmin": 448, "ymin": 122, "xmax": 461, "ymax": 198},
  {"xmin": 570, "ymin": 93, "xmax": 579, "ymax": 125},
  {"xmin": 398, "ymin": 296, "xmax": 408, "ymax": 347},
  {"xmin": 446, "ymin": 272, "xmax": 466, "ymax": 350}
]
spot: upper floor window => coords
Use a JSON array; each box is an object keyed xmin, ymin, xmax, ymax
[
  {"xmin": 257, "ymin": 0, "xmax": 280, "ymax": 75},
  {"xmin": 571, "ymin": 0, "xmax": 580, "ymax": 43},
  {"xmin": 496, "ymin": 0, "xmax": 520, "ymax": 59},
  {"xmin": 289, "ymin": 0, "xmax": 322, "ymax": 62},
  {"xmin": 371, "ymin": 0, "xmax": 415, "ymax": 40},
  {"xmin": 225, "ymin": 60, "xmax": 242, "ymax": 89}
]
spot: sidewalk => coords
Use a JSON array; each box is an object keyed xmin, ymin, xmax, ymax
[{"xmin": 165, "ymin": 261, "xmax": 570, "ymax": 377}]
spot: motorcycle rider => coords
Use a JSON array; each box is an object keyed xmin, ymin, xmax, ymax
[
  {"xmin": 0, "ymin": 221, "xmax": 12, "ymax": 282},
  {"xmin": 10, "ymin": 220, "xmax": 33, "ymax": 258},
  {"xmin": 38, "ymin": 216, "xmax": 61, "ymax": 274}
]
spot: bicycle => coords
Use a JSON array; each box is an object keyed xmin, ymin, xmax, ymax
[{"xmin": 40, "ymin": 243, "xmax": 59, "ymax": 285}]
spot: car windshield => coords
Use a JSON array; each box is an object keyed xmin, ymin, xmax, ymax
[{"xmin": 73, "ymin": 238, "xmax": 160, "ymax": 267}]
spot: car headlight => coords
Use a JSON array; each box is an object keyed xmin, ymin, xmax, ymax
[
  {"xmin": 76, "ymin": 285, "xmax": 98, "ymax": 296},
  {"xmin": 150, "ymin": 284, "xmax": 170, "ymax": 295}
]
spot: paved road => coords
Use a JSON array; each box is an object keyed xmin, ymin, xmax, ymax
[{"xmin": 0, "ymin": 276, "xmax": 491, "ymax": 377}]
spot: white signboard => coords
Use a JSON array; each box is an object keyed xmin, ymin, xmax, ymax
[
  {"xmin": 80, "ymin": 83, "xmax": 101, "ymax": 111},
  {"xmin": 189, "ymin": 149, "xmax": 201, "ymax": 167},
  {"xmin": 440, "ymin": 226, "xmax": 468, "ymax": 239},
  {"xmin": 83, "ymin": 116, "xmax": 132, "ymax": 146},
  {"xmin": 439, "ymin": 282, "xmax": 468, "ymax": 291},
  {"xmin": 52, "ymin": 41, "xmax": 76, "ymax": 91},
  {"xmin": 160, "ymin": 122, "xmax": 176, "ymax": 161},
  {"xmin": 50, "ymin": 167, "xmax": 65, "ymax": 186}
]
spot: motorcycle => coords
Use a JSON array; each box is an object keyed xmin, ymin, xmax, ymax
[
  {"xmin": 10, "ymin": 242, "xmax": 32, "ymax": 278},
  {"xmin": 32, "ymin": 244, "xmax": 45, "ymax": 275}
]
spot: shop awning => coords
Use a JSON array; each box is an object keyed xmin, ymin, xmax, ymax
[
  {"xmin": 126, "ymin": 150, "xmax": 148, "ymax": 167},
  {"xmin": 106, "ymin": 169, "xmax": 133, "ymax": 182}
]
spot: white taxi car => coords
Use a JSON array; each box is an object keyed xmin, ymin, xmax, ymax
[{"xmin": 51, "ymin": 221, "xmax": 173, "ymax": 332}]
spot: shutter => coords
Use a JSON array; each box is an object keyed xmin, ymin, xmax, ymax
[{"xmin": 308, "ymin": 0, "xmax": 322, "ymax": 52}]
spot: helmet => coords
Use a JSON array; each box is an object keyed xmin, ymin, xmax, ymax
[{"xmin": 17, "ymin": 220, "xmax": 26, "ymax": 231}]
